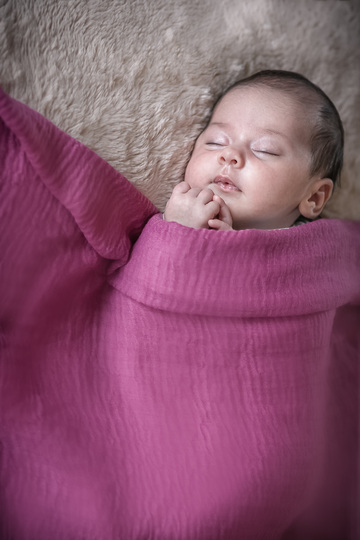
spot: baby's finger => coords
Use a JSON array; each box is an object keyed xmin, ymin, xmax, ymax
[
  {"xmin": 213, "ymin": 195, "xmax": 233, "ymax": 227},
  {"xmin": 197, "ymin": 188, "xmax": 216, "ymax": 204},
  {"xmin": 203, "ymin": 200, "xmax": 221, "ymax": 219},
  {"xmin": 172, "ymin": 181, "xmax": 191, "ymax": 195},
  {"xmin": 208, "ymin": 218, "xmax": 233, "ymax": 231}
]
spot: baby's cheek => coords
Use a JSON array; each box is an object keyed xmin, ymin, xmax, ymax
[
  {"xmin": 183, "ymin": 164, "xmax": 193, "ymax": 186},
  {"xmin": 185, "ymin": 165, "xmax": 204, "ymax": 189}
]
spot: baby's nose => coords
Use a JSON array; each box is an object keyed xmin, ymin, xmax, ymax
[{"xmin": 218, "ymin": 147, "xmax": 242, "ymax": 167}]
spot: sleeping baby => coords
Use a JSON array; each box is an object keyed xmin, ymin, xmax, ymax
[{"xmin": 164, "ymin": 70, "xmax": 343, "ymax": 231}]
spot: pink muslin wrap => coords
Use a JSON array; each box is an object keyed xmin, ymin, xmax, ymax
[{"xmin": 1, "ymin": 89, "xmax": 360, "ymax": 539}]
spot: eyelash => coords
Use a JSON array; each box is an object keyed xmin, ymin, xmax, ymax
[
  {"xmin": 255, "ymin": 150, "xmax": 279, "ymax": 156},
  {"xmin": 206, "ymin": 143, "xmax": 279, "ymax": 157}
]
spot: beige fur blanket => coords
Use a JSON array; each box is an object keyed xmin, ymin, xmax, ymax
[{"xmin": 1, "ymin": 0, "xmax": 359, "ymax": 218}]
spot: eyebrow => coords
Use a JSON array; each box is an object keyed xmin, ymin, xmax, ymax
[{"xmin": 261, "ymin": 128, "xmax": 288, "ymax": 139}]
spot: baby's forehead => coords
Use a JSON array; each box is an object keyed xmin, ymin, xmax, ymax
[
  {"xmin": 211, "ymin": 85, "xmax": 313, "ymax": 131},
  {"xmin": 218, "ymin": 84, "xmax": 306, "ymax": 112}
]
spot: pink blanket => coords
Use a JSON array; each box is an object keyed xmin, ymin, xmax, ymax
[{"xmin": 1, "ymin": 89, "xmax": 360, "ymax": 540}]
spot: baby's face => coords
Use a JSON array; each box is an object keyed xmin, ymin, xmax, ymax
[{"xmin": 184, "ymin": 86, "xmax": 316, "ymax": 230}]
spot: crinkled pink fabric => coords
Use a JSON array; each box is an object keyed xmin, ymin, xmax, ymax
[{"xmin": 1, "ymin": 89, "xmax": 360, "ymax": 540}]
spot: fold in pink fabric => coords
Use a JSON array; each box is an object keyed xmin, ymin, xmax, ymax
[{"xmin": 1, "ymin": 88, "xmax": 360, "ymax": 540}]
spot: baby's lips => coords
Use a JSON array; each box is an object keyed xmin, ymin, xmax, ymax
[{"xmin": 213, "ymin": 175, "xmax": 241, "ymax": 191}]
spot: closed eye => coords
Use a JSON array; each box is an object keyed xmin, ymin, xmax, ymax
[
  {"xmin": 206, "ymin": 142, "xmax": 224, "ymax": 147},
  {"xmin": 253, "ymin": 149, "xmax": 280, "ymax": 156}
]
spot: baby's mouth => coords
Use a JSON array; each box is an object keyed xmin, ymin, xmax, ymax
[{"xmin": 213, "ymin": 175, "xmax": 241, "ymax": 192}]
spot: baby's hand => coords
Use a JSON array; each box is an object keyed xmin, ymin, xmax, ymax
[
  {"xmin": 208, "ymin": 195, "xmax": 233, "ymax": 230},
  {"xmin": 164, "ymin": 182, "xmax": 224, "ymax": 229}
]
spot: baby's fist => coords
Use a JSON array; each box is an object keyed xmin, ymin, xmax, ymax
[{"xmin": 164, "ymin": 182, "xmax": 221, "ymax": 229}]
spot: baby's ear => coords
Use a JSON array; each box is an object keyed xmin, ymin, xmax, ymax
[{"xmin": 299, "ymin": 178, "xmax": 334, "ymax": 219}]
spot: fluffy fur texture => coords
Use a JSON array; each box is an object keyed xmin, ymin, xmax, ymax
[{"xmin": 0, "ymin": 0, "xmax": 359, "ymax": 217}]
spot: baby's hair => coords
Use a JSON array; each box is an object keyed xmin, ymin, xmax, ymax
[{"xmin": 217, "ymin": 70, "xmax": 344, "ymax": 186}]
